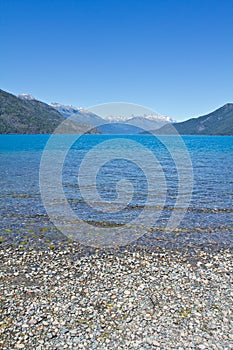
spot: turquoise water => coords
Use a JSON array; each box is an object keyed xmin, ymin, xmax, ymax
[{"xmin": 0, "ymin": 134, "xmax": 232, "ymax": 248}]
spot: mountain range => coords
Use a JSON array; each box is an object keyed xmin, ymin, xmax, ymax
[
  {"xmin": 50, "ymin": 102, "xmax": 173, "ymax": 133},
  {"xmin": 0, "ymin": 89, "xmax": 232, "ymax": 135}
]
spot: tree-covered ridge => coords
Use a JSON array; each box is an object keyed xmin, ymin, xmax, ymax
[
  {"xmin": 0, "ymin": 89, "xmax": 98, "ymax": 134},
  {"xmin": 154, "ymin": 104, "xmax": 233, "ymax": 135}
]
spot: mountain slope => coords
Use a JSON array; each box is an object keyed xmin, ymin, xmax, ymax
[
  {"xmin": 50, "ymin": 103, "xmax": 105, "ymax": 126},
  {"xmin": 151, "ymin": 104, "xmax": 233, "ymax": 135},
  {"xmin": 97, "ymin": 122, "xmax": 145, "ymax": 134},
  {"xmin": 0, "ymin": 89, "xmax": 97, "ymax": 134},
  {"xmin": 125, "ymin": 116, "xmax": 172, "ymax": 131}
]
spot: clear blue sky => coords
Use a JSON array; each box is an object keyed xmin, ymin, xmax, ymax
[{"xmin": 1, "ymin": 0, "xmax": 233, "ymax": 120}]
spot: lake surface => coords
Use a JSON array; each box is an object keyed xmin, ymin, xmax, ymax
[{"xmin": 0, "ymin": 134, "xmax": 232, "ymax": 249}]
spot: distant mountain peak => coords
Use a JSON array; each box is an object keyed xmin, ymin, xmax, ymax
[
  {"xmin": 50, "ymin": 103, "xmax": 92, "ymax": 115},
  {"xmin": 127, "ymin": 114, "xmax": 175, "ymax": 122},
  {"xmin": 103, "ymin": 113, "xmax": 174, "ymax": 123},
  {"xmin": 18, "ymin": 93, "xmax": 36, "ymax": 101},
  {"xmin": 50, "ymin": 102, "xmax": 80, "ymax": 110},
  {"xmin": 50, "ymin": 102, "xmax": 105, "ymax": 126}
]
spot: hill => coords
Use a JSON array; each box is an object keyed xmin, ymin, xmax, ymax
[
  {"xmin": 0, "ymin": 89, "xmax": 97, "ymax": 134},
  {"xmin": 151, "ymin": 104, "xmax": 233, "ymax": 135}
]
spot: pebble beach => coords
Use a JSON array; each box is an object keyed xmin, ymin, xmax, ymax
[{"xmin": 0, "ymin": 242, "xmax": 232, "ymax": 349}]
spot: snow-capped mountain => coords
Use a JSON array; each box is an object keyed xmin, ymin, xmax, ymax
[
  {"xmin": 104, "ymin": 113, "xmax": 173, "ymax": 122},
  {"xmin": 50, "ymin": 103, "xmax": 105, "ymax": 127},
  {"xmin": 102, "ymin": 113, "xmax": 174, "ymax": 131},
  {"xmin": 50, "ymin": 103, "xmax": 82, "ymax": 118},
  {"xmin": 103, "ymin": 115, "xmax": 131, "ymax": 122},
  {"xmin": 125, "ymin": 114, "xmax": 174, "ymax": 131},
  {"xmin": 18, "ymin": 94, "xmax": 36, "ymax": 101}
]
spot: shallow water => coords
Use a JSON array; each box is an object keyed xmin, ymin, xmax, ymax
[{"xmin": 0, "ymin": 134, "xmax": 232, "ymax": 248}]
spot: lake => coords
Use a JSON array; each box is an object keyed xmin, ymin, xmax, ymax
[{"xmin": 0, "ymin": 134, "xmax": 232, "ymax": 249}]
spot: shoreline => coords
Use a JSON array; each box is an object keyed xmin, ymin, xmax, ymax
[{"xmin": 1, "ymin": 242, "xmax": 232, "ymax": 349}]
